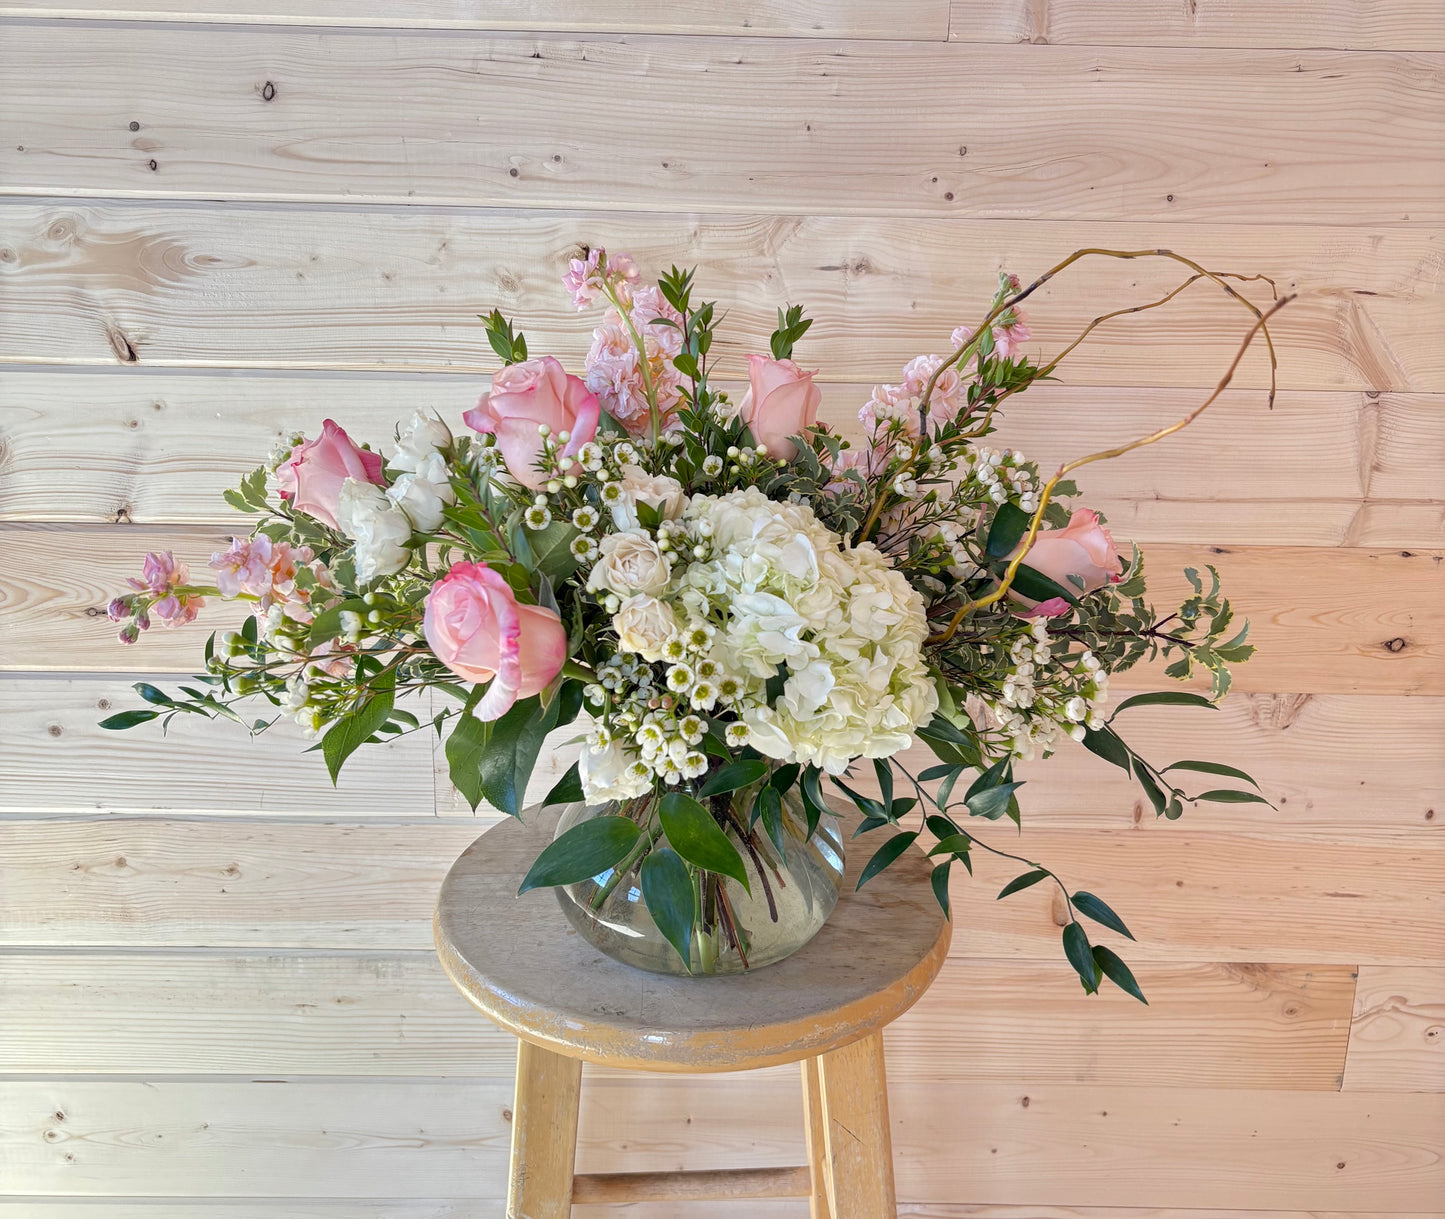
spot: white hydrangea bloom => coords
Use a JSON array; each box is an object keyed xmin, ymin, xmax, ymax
[
  {"xmin": 680, "ymin": 487, "xmax": 937, "ymax": 774},
  {"xmin": 578, "ymin": 738, "xmax": 652, "ymax": 804}
]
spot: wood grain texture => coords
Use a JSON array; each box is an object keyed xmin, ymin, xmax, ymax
[
  {"xmin": 3, "ymin": 819, "xmax": 1440, "ymax": 963},
  {"xmin": 3, "ymin": 203, "xmax": 1439, "ymax": 392},
  {"xmin": 4, "ymin": 28, "xmax": 1442, "ymax": 224},
  {"xmin": 949, "ymin": 0, "xmax": 1445, "ymax": 51},
  {"xmin": 0, "ymin": 0, "xmax": 951, "ymax": 37},
  {"xmin": 1, "ymin": 1206, "xmax": 1436, "ymax": 1219},
  {"xmin": 509, "ymin": 1040, "xmax": 581, "ymax": 1218},
  {"xmin": 0, "ymin": 953, "xmax": 1357, "ymax": 1089},
  {"xmin": 815, "ymin": 1031, "xmax": 896, "ymax": 1217},
  {"xmin": 2, "ymin": 1078, "xmax": 1442, "ymax": 1208},
  {"xmin": 5, "ymin": 370, "xmax": 1443, "ymax": 548},
  {"xmin": 1341, "ymin": 966, "xmax": 1445, "ymax": 1093}
]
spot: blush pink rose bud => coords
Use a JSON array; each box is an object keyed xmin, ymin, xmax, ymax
[
  {"xmin": 423, "ymin": 561, "xmax": 567, "ymax": 721},
  {"xmin": 738, "ymin": 354, "xmax": 822, "ymax": 462},
  {"xmin": 1010, "ymin": 508, "xmax": 1123, "ymax": 613},
  {"xmin": 463, "ymin": 356, "xmax": 601, "ymax": 490},
  {"xmin": 275, "ymin": 419, "xmax": 385, "ymax": 530}
]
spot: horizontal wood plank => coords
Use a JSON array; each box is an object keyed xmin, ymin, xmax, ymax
[
  {"xmin": 0, "ymin": 952, "xmax": 1356, "ymax": 1089},
  {"xmin": 8, "ymin": 525, "xmax": 1440, "ymax": 693},
  {"xmin": 3, "ymin": 817, "xmax": 1439, "ymax": 963},
  {"xmin": 4, "ymin": 29, "xmax": 1441, "ymax": 225},
  {"xmin": 2, "ymin": 1078, "xmax": 1441, "ymax": 1208},
  {"xmin": 949, "ymin": 0, "xmax": 1445, "ymax": 52},
  {"xmin": 1341, "ymin": 966, "xmax": 1445, "ymax": 1092},
  {"xmin": 0, "ymin": 1206, "xmax": 1435, "ymax": 1219},
  {"xmin": 0, "ymin": 677, "xmax": 439, "ymax": 816},
  {"xmin": 2, "ymin": 203, "xmax": 1439, "ymax": 392},
  {"xmin": 4, "ymin": 370, "xmax": 1442, "ymax": 547},
  {"xmin": 0, "ymin": 0, "xmax": 951, "ymax": 37},
  {"xmin": 4, "ymin": 684, "xmax": 1437, "ymax": 828}
]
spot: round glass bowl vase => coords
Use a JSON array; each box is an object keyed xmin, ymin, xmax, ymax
[{"xmin": 552, "ymin": 790, "xmax": 845, "ymax": 977}]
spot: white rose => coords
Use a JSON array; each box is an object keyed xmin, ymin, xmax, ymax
[
  {"xmin": 391, "ymin": 411, "xmax": 452, "ymax": 473},
  {"xmin": 610, "ymin": 464, "xmax": 686, "ymax": 531},
  {"xmin": 337, "ymin": 479, "xmax": 412, "ymax": 582},
  {"xmin": 578, "ymin": 738, "xmax": 652, "ymax": 805},
  {"xmin": 587, "ymin": 529, "xmax": 672, "ymax": 597},
  {"xmin": 386, "ymin": 449, "xmax": 455, "ymax": 533},
  {"xmin": 613, "ymin": 594, "xmax": 678, "ymax": 661}
]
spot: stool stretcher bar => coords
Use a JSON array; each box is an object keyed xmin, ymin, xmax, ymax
[{"xmin": 571, "ymin": 1165, "xmax": 814, "ymax": 1202}]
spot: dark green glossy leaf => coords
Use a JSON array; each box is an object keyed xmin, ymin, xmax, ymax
[
  {"xmin": 443, "ymin": 712, "xmax": 491, "ymax": 811},
  {"xmin": 1008, "ymin": 563, "xmax": 1079, "ymax": 607},
  {"xmin": 543, "ymin": 760, "xmax": 584, "ymax": 807},
  {"xmin": 965, "ymin": 756, "xmax": 1011, "ymax": 802},
  {"xmin": 873, "ymin": 759, "xmax": 893, "ymax": 810},
  {"xmin": 322, "ymin": 671, "xmax": 395, "ymax": 784},
  {"xmin": 640, "ymin": 846, "xmax": 694, "ymax": 972},
  {"xmin": 1163, "ymin": 759, "xmax": 1261, "ymax": 789},
  {"xmin": 927, "ymin": 833, "xmax": 972, "ymax": 858},
  {"xmin": 966, "ymin": 780, "xmax": 1023, "ymax": 820},
  {"xmin": 984, "ymin": 501, "xmax": 1031, "ymax": 559},
  {"xmin": 1093, "ymin": 944, "xmax": 1147, "ymax": 1004},
  {"xmin": 1080, "ymin": 725, "xmax": 1132, "ymax": 774},
  {"xmin": 931, "ymin": 860, "xmax": 952, "ymax": 920},
  {"xmin": 769, "ymin": 762, "xmax": 802, "ymax": 795},
  {"xmin": 1110, "ymin": 690, "xmax": 1217, "ymax": 717},
  {"xmin": 831, "ymin": 776, "xmax": 886, "ymax": 821},
  {"xmin": 697, "ymin": 759, "xmax": 768, "ymax": 798},
  {"xmin": 918, "ymin": 763, "xmax": 962, "ymax": 783},
  {"xmin": 1071, "ymin": 891, "xmax": 1135, "ymax": 940},
  {"xmin": 856, "ymin": 830, "xmax": 919, "ymax": 891},
  {"xmin": 1063, "ymin": 922, "xmax": 1099, "ymax": 995},
  {"xmin": 1136, "ymin": 766, "xmax": 1169, "ymax": 817},
  {"xmin": 758, "ymin": 785, "xmax": 785, "ymax": 855},
  {"xmin": 474, "ymin": 693, "xmax": 569, "ymax": 816},
  {"xmin": 133, "ymin": 683, "xmax": 173, "ymax": 707},
  {"xmin": 98, "ymin": 709, "xmax": 160, "ymax": 730},
  {"xmin": 997, "ymin": 869, "xmax": 1049, "ymax": 900},
  {"xmin": 517, "ymin": 815, "xmax": 641, "ymax": 893},
  {"xmin": 1193, "ymin": 788, "xmax": 1272, "ymax": 805},
  {"xmin": 658, "ymin": 793, "xmax": 750, "ymax": 891}
]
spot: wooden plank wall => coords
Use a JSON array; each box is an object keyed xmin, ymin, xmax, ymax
[{"xmin": 0, "ymin": 2, "xmax": 1441, "ymax": 1214}]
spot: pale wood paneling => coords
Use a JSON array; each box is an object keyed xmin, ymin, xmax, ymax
[
  {"xmin": 2, "ymin": 1078, "xmax": 1441, "ymax": 1208},
  {"xmin": 949, "ymin": 0, "xmax": 1445, "ymax": 51},
  {"xmin": 6, "ymin": 682, "xmax": 1437, "ymax": 829},
  {"xmin": 1341, "ymin": 966, "xmax": 1445, "ymax": 1093},
  {"xmin": 3, "ymin": 820, "xmax": 1440, "ymax": 965},
  {"xmin": 0, "ymin": 952, "xmax": 1357, "ymax": 1089},
  {"xmin": 3, "ymin": 204, "xmax": 1439, "ymax": 393},
  {"xmin": 5, "ymin": 370, "xmax": 1442, "ymax": 547},
  {"xmin": 0, "ymin": 0, "xmax": 951, "ymax": 38},
  {"xmin": 4, "ymin": 29, "xmax": 1442, "ymax": 225},
  {"xmin": 1, "ymin": 1207, "xmax": 1438, "ymax": 1219},
  {"xmin": 0, "ymin": 677, "xmax": 439, "ymax": 816},
  {"xmin": 9, "ymin": 523, "xmax": 1441, "ymax": 693}
]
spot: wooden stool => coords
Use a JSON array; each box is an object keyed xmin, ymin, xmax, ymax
[{"xmin": 435, "ymin": 805, "xmax": 950, "ymax": 1218}]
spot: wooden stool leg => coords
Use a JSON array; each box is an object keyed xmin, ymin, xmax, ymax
[
  {"xmin": 801, "ymin": 1057, "xmax": 833, "ymax": 1219},
  {"xmin": 508, "ymin": 1040, "xmax": 583, "ymax": 1219},
  {"xmin": 816, "ymin": 1031, "xmax": 897, "ymax": 1219}
]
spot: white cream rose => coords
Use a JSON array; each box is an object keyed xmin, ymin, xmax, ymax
[
  {"xmin": 613, "ymin": 593, "xmax": 678, "ymax": 661},
  {"xmin": 587, "ymin": 530, "xmax": 672, "ymax": 596},
  {"xmin": 609, "ymin": 464, "xmax": 685, "ymax": 531},
  {"xmin": 386, "ymin": 449, "xmax": 455, "ymax": 533},
  {"xmin": 337, "ymin": 479, "xmax": 413, "ymax": 582}
]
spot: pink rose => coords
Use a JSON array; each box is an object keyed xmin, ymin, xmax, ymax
[
  {"xmin": 1011, "ymin": 509, "xmax": 1122, "ymax": 610},
  {"xmin": 463, "ymin": 357, "xmax": 601, "ymax": 490},
  {"xmin": 738, "ymin": 355, "xmax": 822, "ymax": 461},
  {"xmin": 275, "ymin": 420, "xmax": 384, "ymax": 530},
  {"xmin": 423, "ymin": 561, "xmax": 567, "ymax": 720}
]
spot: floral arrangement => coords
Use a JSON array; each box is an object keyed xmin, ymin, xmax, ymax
[{"xmin": 104, "ymin": 247, "xmax": 1285, "ymax": 995}]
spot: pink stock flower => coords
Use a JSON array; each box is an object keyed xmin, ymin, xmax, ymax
[
  {"xmin": 993, "ymin": 317, "xmax": 1032, "ymax": 361},
  {"xmin": 464, "ymin": 357, "xmax": 601, "ymax": 490},
  {"xmin": 859, "ymin": 382, "xmax": 916, "ymax": 437},
  {"xmin": 562, "ymin": 247, "xmax": 640, "ymax": 311},
  {"xmin": 126, "ymin": 551, "xmax": 205, "ymax": 629},
  {"xmin": 629, "ymin": 286, "xmax": 683, "ymax": 358},
  {"xmin": 584, "ymin": 308, "xmax": 684, "ymax": 437},
  {"xmin": 423, "ymin": 561, "xmax": 568, "ymax": 720},
  {"xmin": 901, "ymin": 354, "xmax": 964, "ymax": 428},
  {"xmin": 738, "ymin": 355, "xmax": 822, "ymax": 461},
  {"xmin": 274, "ymin": 420, "xmax": 384, "ymax": 531},
  {"xmin": 209, "ymin": 535, "xmax": 312, "ymax": 607},
  {"xmin": 1010, "ymin": 509, "xmax": 1123, "ymax": 612}
]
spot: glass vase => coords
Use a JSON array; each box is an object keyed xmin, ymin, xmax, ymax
[{"xmin": 552, "ymin": 787, "xmax": 845, "ymax": 977}]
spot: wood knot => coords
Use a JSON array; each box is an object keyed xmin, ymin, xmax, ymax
[
  {"xmin": 129, "ymin": 121, "xmax": 140, "ymax": 131},
  {"xmin": 106, "ymin": 327, "xmax": 139, "ymax": 364},
  {"xmin": 1382, "ymin": 637, "xmax": 1408, "ymax": 653},
  {"xmin": 260, "ymin": 81, "xmax": 277, "ymax": 102},
  {"xmin": 47, "ymin": 724, "xmax": 63, "ymax": 738}
]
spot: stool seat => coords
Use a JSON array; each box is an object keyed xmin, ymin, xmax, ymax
[
  {"xmin": 434, "ymin": 803, "xmax": 951, "ymax": 1217},
  {"xmin": 435, "ymin": 803, "xmax": 951, "ymax": 1073}
]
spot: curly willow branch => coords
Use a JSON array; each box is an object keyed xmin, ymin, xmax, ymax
[{"xmin": 926, "ymin": 293, "xmax": 1294, "ymax": 647}]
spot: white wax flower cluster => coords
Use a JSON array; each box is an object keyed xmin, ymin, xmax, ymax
[{"xmin": 977, "ymin": 619, "xmax": 1111, "ymax": 761}]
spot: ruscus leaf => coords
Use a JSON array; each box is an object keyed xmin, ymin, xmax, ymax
[{"xmin": 517, "ymin": 816, "xmax": 641, "ymax": 893}]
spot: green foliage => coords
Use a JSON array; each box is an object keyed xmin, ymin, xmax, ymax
[
  {"xmin": 640, "ymin": 847, "xmax": 695, "ymax": 970},
  {"xmin": 857, "ymin": 830, "xmax": 919, "ymax": 891},
  {"xmin": 658, "ymin": 792, "xmax": 750, "ymax": 891},
  {"xmin": 481, "ymin": 308, "xmax": 528, "ymax": 365},
  {"xmin": 769, "ymin": 303, "xmax": 813, "ymax": 361},
  {"xmin": 321, "ymin": 670, "xmax": 395, "ymax": 784},
  {"xmin": 517, "ymin": 815, "xmax": 641, "ymax": 893},
  {"xmin": 697, "ymin": 759, "xmax": 768, "ymax": 797}
]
